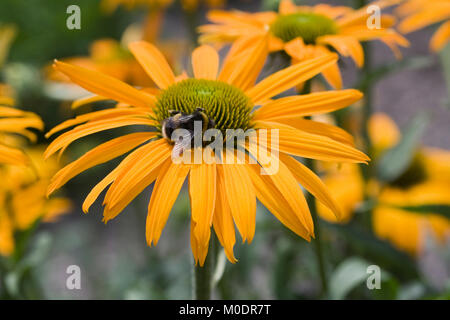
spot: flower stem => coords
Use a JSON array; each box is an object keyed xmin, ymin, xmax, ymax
[
  {"xmin": 193, "ymin": 235, "xmax": 218, "ymax": 300},
  {"xmin": 305, "ymin": 159, "xmax": 328, "ymax": 298}
]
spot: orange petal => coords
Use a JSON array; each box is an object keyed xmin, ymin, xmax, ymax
[
  {"xmin": 53, "ymin": 60, "xmax": 156, "ymax": 108},
  {"xmin": 272, "ymin": 118, "xmax": 355, "ymax": 147},
  {"xmin": 430, "ymin": 21, "xmax": 450, "ymax": 52},
  {"xmin": 128, "ymin": 41, "xmax": 176, "ymax": 89},
  {"xmin": 44, "ymin": 116, "xmax": 155, "ymax": 159},
  {"xmin": 0, "ymin": 144, "xmax": 28, "ymax": 166},
  {"xmin": 254, "ymin": 121, "xmax": 369, "ymax": 163},
  {"xmin": 48, "ymin": 132, "xmax": 157, "ymax": 196},
  {"xmin": 253, "ymin": 89, "xmax": 362, "ymax": 120},
  {"xmin": 146, "ymin": 158, "xmax": 190, "ymax": 246},
  {"xmin": 246, "ymin": 53, "xmax": 338, "ymax": 104},
  {"xmin": 192, "ymin": 45, "xmax": 219, "ymax": 80},
  {"xmin": 189, "ymin": 162, "xmax": 217, "ymax": 266},
  {"xmin": 218, "ymin": 158, "xmax": 256, "ymax": 243},
  {"xmin": 103, "ymin": 139, "xmax": 172, "ymax": 210},
  {"xmin": 213, "ymin": 181, "xmax": 237, "ymax": 263},
  {"xmin": 317, "ymin": 35, "xmax": 364, "ymax": 67},
  {"xmin": 280, "ymin": 153, "xmax": 342, "ymax": 220},
  {"xmin": 218, "ymin": 35, "xmax": 268, "ymax": 91},
  {"xmin": 246, "ymin": 163, "xmax": 311, "ymax": 240},
  {"xmin": 45, "ymin": 108, "xmax": 152, "ymax": 138}
]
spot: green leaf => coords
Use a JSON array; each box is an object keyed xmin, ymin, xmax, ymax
[
  {"xmin": 329, "ymin": 257, "xmax": 372, "ymax": 299},
  {"xmin": 394, "ymin": 204, "xmax": 450, "ymax": 219},
  {"xmin": 324, "ymin": 221, "xmax": 418, "ymax": 280},
  {"xmin": 377, "ymin": 112, "xmax": 430, "ymax": 182}
]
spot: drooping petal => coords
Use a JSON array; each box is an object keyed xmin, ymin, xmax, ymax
[
  {"xmin": 213, "ymin": 181, "xmax": 237, "ymax": 263},
  {"xmin": 44, "ymin": 116, "xmax": 155, "ymax": 159},
  {"xmin": 218, "ymin": 35, "xmax": 268, "ymax": 91},
  {"xmin": 103, "ymin": 139, "xmax": 172, "ymax": 209},
  {"xmin": 128, "ymin": 41, "xmax": 176, "ymax": 89},
  {"xmin": 245, "ymin": 144, "xmax": 314, "ymax": 234},
  {"xmin": 317, "ymin": 35, "xmax": 364, "ymax": 67},
  {"xmin": 280, "ymin": 153, "xmax": 342, "ymax": 220},
  {"xmin": 271, "ymin": 118, "xmax": 355, "ymax": 146},
  {"xmin": 71, "ymin": 94, "xmax": 108, "ymax": 110},
  {"xmin": 192, "ymin": 45, "xmax": 219, "ymax": 80},
  {"xmin": 45, "ymin": 108, "xmax": 152, "ymax": 138},
  {"xmin": 81, "ymin": 139, "xmax": 158, "ymax": 213},
  {"xmin": 218, "ymin": 159, "xmax": 256, "ymax": 243},
  {"xmin": 146, "ymin": 158, "xmax": 190, "ymax": 246},
  {"xmin": 246, "ymin": 163, "xmax": 311, "ymax": 240},
  {"xmin": 253, "ymin": 89, "xmax": 362, "ymax": 120},
  {"xmin": 189, "ymin": 162, "xmax": 217, "ymax": 254},
  {"xmin": 254, "ymin": 121, "xmax": 369, "ymax": 163},
  {"xmin": 245, "ymin": 53, "xmax": 338, "ymax": 104},
  {"xmin": 53, "ymin": 60, "xmax": 156, "ymax": 108},
  {"xmin": 48, "ymin": 132, "xmax": 157, "ymax": 196},
  {"xmin": 430, "ymin": 20, "xmax": 450, "ymax": 52},
  {"xmin": 189, "ymin": 162, "xmax": 217, "ymax": 266}
]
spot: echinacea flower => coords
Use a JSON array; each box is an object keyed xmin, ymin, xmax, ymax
[
  {"xmin": 397, "ymin": 0, "xmax": 450, "ymax": 51},
  {"xmin": 316, "ymin": 113, "xmax": 450, "ymax": 255},
  {"xmin": 45, "ymin": 38, "xmax": 154, "ymax": 88},
  {"xmin": 46, "ymin": 39, "xmax": 368, "ymax": 265},
  {"xmin": 0, "ymin": 87, "xmax": 44, "ymax": 166},
  {"xmin": 0, "ymin": 147, "xmax": 72, "ymax": 256},
  {"xmin": 199, "ymin": 0, "xmax": 409, "ymax": 89}
]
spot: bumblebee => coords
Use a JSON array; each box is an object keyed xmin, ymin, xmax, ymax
[{"xmin": 162, "ymin": 108, "xmax": 215, "ymax": 155}]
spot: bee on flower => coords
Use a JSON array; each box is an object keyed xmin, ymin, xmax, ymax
[{"xmin": 45, "ymin": 38, "xmax": 369, "ymax": 265}]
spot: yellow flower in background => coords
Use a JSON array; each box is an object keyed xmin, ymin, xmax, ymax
[
  {"xmin": 397, "ymin": 0, "xmax": 450, "ymax": 52},
  {"xmin": 0, "ymin": 147, "xmax": 72, "ymax": 256},
  {"xmin": 0, "ymin": 86, "xmax": 44, "ymax": 166},
  {"xmin": 101, "ymin": 0, "xmax": 173, "ymax": 43},
  {"xmin": 0, "ymin": 24, "xmax": 17, "ymax": 69},
  {"xmin": 45, "ymin": 39, "xmax": 368, "ymax": 265},
  {"xmin": 199, "ymin": 0, "xmax": 409, "ymax": 89},
  {"xmin": 45, "ymin": 38, "xmax": 154, "ymax": 88},
  {"xmin": 101, "ymin": 0, "xmax": 173, "ymax": 12},
  {"xmin": 316, "ymin": 113, "xmax": 450, "ymax": 255}
]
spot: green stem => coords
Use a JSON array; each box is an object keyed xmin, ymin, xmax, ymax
[
  {"xmin": 193, "ymin": 235, "xmax": 218, "ymax": 300},
  {"xmin": 305, "ymin": 159, "xmax": 328, "ymax": 298},
  {"xmin": 183, "ymin": 7, "xmax": 199, "ymax": 46}
]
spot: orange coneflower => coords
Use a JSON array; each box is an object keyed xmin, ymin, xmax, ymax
[
  {"xmin": 45, "ymin": 38, "xmax": 154, "ymax": 88},
  {"xmin": 397, "ymin": 0, "xmax": 450, "ymax": 52},
  {"xmin": 199, "ymin": 0, "xmax": 409, "ymax": 89},
  {"xmin": 46, "ymin": 38, "xmax": 369, "ymax": 265},
  {"xmin": 316, "ymin": 113, "xmax": 450, "ymax": 255},
  {"xmin": 0, "ymin": 147, "xmax": 72, "ymax": 256},
  {"xmin": 0, "ymin": 87, "xmax": 44, "ymax": 166}
]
